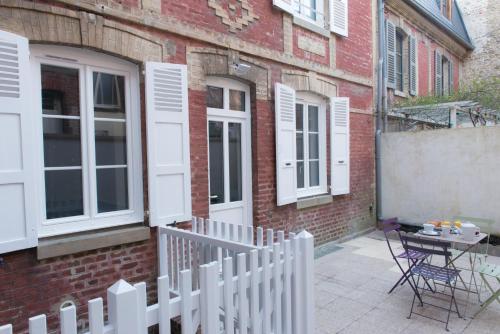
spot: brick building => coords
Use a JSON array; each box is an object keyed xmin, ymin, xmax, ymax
[{"xmin": 0, "ymin": 0, "xmax": 375, "ymax": 331}]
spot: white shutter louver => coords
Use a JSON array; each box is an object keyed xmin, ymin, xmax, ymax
[
  {"xmin": 330, "ymin": 0, "xmax": 349, "ymax": 37},
  {"xmin": 146, "ymin": 62, "xmax": 192, "ymax": 226},
  {"xmin": 273, "ymin": 0, "xmax": 294, "ymax": 14},
  {"xmin": 448, "ymin": 60, "xmax": 454, "ymax": 95},
  {"xmin": 435, "ymin": 50, "xmax": 442, "ymax": 96},
  {"xmin": 330, "ymin": 97, "xmax": 350, "ymax": 196},
  {"xmin": 386, "ymin": 20, "xmax": 396, "ymax": 89},
  {"xmin": 0, "ymin": 30, "xmax": 37, "ymax": 253},
  {"xmin": 409, "ymin": 36, "xmax": 417, "ymax": 96},
  {"xmin": 275, "ymin": 83, "xmax": 297, "ymax": 206}
]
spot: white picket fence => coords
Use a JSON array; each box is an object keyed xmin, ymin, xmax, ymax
[{"xmin": 0, "ymin": 219, "xmax": 314, "ymax": 334}]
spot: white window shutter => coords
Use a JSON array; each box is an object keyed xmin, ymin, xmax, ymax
[
  {"xmin": 146, "ymin": 62, "xmax": 192, "ymax": 226},
  {"xmin": 330, "ymin": 0, "xmax": 349, "ymax": 37},
  {"xmin": 386, "ymin": 20, "xmax": 396, "ymax": 89},
  {"xmin": 275, "ymin": 83, "xmax": 297, "ymax": 206},
  {"xmin": 0, "ymin": 30, "xmax": 38, "ymax": 253},
  {"xmin": 409, "ymin": 35, "xmax": 417, "ymax": 96},
  {"xmin": 273, "ymin": 0, "xmax": 294, "ymax": 14},
  {"xmin": 330, "ymin": 97, "xmax": 350, "ymax": 196},
  {"xmin": 435, "ymin": 50, "xmax": 442, "ymax": 96}
]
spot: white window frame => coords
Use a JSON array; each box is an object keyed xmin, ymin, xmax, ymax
[
  {"xmin": 293, "ymin": 0, "xmax": 325, "ymax": 27},
  {"xmin": 30, "ymin": 45, "xmax": 143, "ymax": 237},
  {"xmin": 295, "ymin": 92, "xmax": 327, "ymax": 198}
]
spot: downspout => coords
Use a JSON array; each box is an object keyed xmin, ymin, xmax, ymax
[{"xmin": 375, "ymin": 0, "xmax": 386, "ymax": 221}]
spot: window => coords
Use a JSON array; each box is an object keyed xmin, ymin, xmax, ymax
[
  {"xmin": 395, "ymin": 31, "xmax": 404, "ymax": 92},
  {"xmin": 32, "ymin": 46, "xmax": 143, "ymax": 237},
  {"xmin": 436, "ymin": 0, "xmax": 451, "ymax": 19},
  {"xmin": 295, "ymin": 94, "xmax": 327, "ymax": 197},
  {"xmin": 293, "ymin": 0, "xmax": 325, "ymax": 26}
]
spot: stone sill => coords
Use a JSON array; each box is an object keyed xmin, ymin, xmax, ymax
[
  {"xmin": 297, "ymin": 194, "xmax": 332, "ymax": 210},
  {"xmin": 292, "ymin": 16, "xmax": 331, "ymax": 38},
  {"xmin": 37, "ymin": 224, "xmax": 150, "ymax": 260},
  {"xmin": 394, "ymin": 90, "xmax": 408, "ymax": 98}
]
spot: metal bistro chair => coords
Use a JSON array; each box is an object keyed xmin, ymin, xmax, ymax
[
  {"xmin": 474, "ymin": 261, "xmax": 500, "ymax": 317},
  {"xmin": 401, "ymin": 235, "xmax": 462, "ymax": 331},
  {"xmin": 381, "ymin": 218, "xmax": 431, "ymax": 303}
]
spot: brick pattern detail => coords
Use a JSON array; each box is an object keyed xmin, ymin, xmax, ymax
[
  {"xmin": 207, "ymin": 0, "xmax": 260, "ymax": 33},
  {"xmin": 293, "ymin": 26, "xmax": 329, "ymax": 65}
]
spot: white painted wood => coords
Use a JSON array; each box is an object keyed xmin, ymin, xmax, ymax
[
  {"xmin": 277, "ymin": 231, "xmax": 285, "ymax": 246},
  {"xmin": 146, "ymin": 62, "xmax": 191, "ymax": 226},
  {"xmin": 179, "ymin": 270, "xmax": 193, "ymax": 334},
  {"xmin": 28, "ymin": 315, "xmax": 47, "ymax": 334},
  {"xmin": 200, "ymin": 263, "xmax": 219, "ymax": 334},
  {"xmin": 257, "ymin": 227, "xmax": 263, "ymax": 247},
  {"xmin": 158, "ymin": 232, "xmax": 168, "ymax": 277},
  {"xmin": 157, "ymin": 275, "xmax": 171, "ymax": 334},
  {"xmin": 107, "ymin": 280, "xmax": 138, "ymax": 334},
  {"xmin": 266, "ymin": 229, "xmax": 274, "ymax": 247},
  {"xmin": 275, "ymin": 82, "xmax": 297, "ymax": 206},
  {"xmin": 237, "ymin": 253, "xmax": 248, "ymax": 334},
  {"xmin": 247, "ymin": 226, "xmax": 254, "ymax": 245},
  {"xmin": 330, "ymin": 97, "xmax": 350, "ymax": 195},
  {"xmin": 191, "ymin": 216, "xmax": 197, "ymax": 232},
  {"xmin": 0, "ymin": 325, "xmax": 12, "ymax": 334},
  {"xmin": 273, "ymin": 0, "xmax": 294, "ymax": 14},
  {"xmin": 88, "ymin": 298, "xmax": 104, "ymax": 334},
  {"xmin": 299, "ymin": 231, "xmax": 315, "ymax": 334},
  {"xmin": 134, "ymin": 282, "xmax": 147, "ymax": 334},
  {"xmin": 292, "ymin": 235, "xmax": 303, "ymax": 334},
  {"xmin": 223, "ymin": 257, "xmax": 235, "ymax": 334},
  {"xmin": 249, "ymin": 250, "xmax": 260, "ymax": 334},
  {"xmin": 273, "ymin": 243, "xmax": 282, "ymax": 334},
  {"xmin": 283, "ymin": 240, "xmax": 292, "ymax": 334},
  {"xmin": 262, "ymin": 247, "xmax": 271, "ymax": 334},
  {"xmin": 330, "ymin": 0, "xmax": 348, "ymax": 36},
  {"xmin": 60, "ymin": 305, "xmax": 77, "ymax": 334},
  {"xmin": 0, "ymin": 29, "xmax": 38, "ymax": 253}
]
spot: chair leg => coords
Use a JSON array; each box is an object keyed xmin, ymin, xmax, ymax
[
  {"xmin": 408, "ymin": 275, "xmax": 422, "ymax": 319},
  {"xmin": 474, "ymin": 275, "xmax": 500, "ymax": 318},
  {"xmin": 445, "ymin": 279, "xmax": 460, "ymax": 332}
]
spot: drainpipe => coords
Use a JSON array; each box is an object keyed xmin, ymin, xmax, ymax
[{"xmin": 375, "ymin": 0, "xmax": 386, "ymax": 221}]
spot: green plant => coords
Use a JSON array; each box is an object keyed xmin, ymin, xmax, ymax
[{"xmin": 394, "ymin": 77, "xmax": 500, "ymax": 110}]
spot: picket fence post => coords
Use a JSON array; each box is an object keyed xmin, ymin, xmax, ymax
[
  {"xmin": 299, "ymin": 231, "xmax": 314, "ymax": 334},
  {"xmin": 107, "ymin": 280, "xmax": 139, "ymax": 334},
  {"xmin": 28, "ymin": 315, "xmax": 47, "ymax": 334},
  {"xmin": 200, "ymin": 262, "xmax": 219, "ymax": 334},
  {"xmin": 0, "ymin": 325, "xmax": 12, "ymax": 334},
  {"xmin": 60, "ymin": 305, "xmax": 77, "ymax": 334}
]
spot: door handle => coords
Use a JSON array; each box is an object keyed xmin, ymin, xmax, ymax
[
  {"xmin": 338, "ymin": 160, "xmax": 345, "ymax": 164},
  {"xmin": 210, "ymin": 195, "xmax": 218, "ymax": 199}
]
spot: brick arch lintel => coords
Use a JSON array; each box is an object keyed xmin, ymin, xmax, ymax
[
  {"xmin": 0, "ymin": 5, "xmax": 167, "ymax": 65},
  {"xmin": 187, "ymin": 47, "xmax": 272, "ymax": 100},
  {"xmin": 281, "ymin": 70, "xmax": 338, "ymax": 98}
]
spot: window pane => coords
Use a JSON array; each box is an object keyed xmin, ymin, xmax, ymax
[
  {"xmin": 296, "ymin": 104, "xmax": 304, "ymax": 130},
  {"xmin": 309, "ymin": 160, "xmax": 320, "ymax": 187},
  {"xmin": 296, "ymin": 132, "xmax": 304, "ymax": 160},
  {"xmin": 209, "ymin": 121, "xmax": 224, "ymax": 204},
  {"xmin": 309, "ymin": 133, "xmax": 319, "ymax": 159},
  {"xmin": 95, "ymin": 121, "xmax": 127, "ymax": 166},
  {"xmin": 297, "ymin": 161, "xmax": 304, "ymax": 189},
  {"xmin": 207, "ymin": 86, "xmax": 224, "ymax": 109},
  {"xmin": 229, "ymin": 123, "xmax": 242, "ymax": 202},
  {"xmin": 229, "ymin": 90, "xmax": 245, "ymax": 111},
  {"xmin": 45, "ymin": 169, "xmax": 83, "ymax": 219},
  {"xmin": 97, "ymin": 167, "xmax": 129, "ymax": 213},
  {"xmin": 43, "ymin": 118, "xmax": 82, "ymax": 167},
  {"xmin": 308, "ymin": 105, "xmax": 319, "ymax": 131},
  {"xmin": 93, "ymin": 73, "xmax": 126, "ymax": 119},
  {"xmin": 41, "ymin": 65, "xmax": 80, "ymax": 116}
]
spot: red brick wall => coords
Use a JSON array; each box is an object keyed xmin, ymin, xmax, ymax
[
  {"xmin": 336, "ymin": 0, "xmax": 373, "ymax": 78},
  {"xmin": 0, "ymin": 230, "xmax": 158, "ymax": 333},
  {"xmin": 418, "ymin": 39, "xmax": 429, "ymax": 95},
  {"xmin": 293, "ymin": 26, "xmax": 330, "ymax": 66}
]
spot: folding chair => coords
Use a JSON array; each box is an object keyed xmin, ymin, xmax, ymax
[
  {"xmin": 381, "ymin": 218, "xmax": 430, "ymax": 303},
  {"xmin": 474, "ymin": 261, "xmax": 500, "ymax": 317},
  {"xmin": 401, "ymin": 235, "xmax": 462, "ymax": 331}
]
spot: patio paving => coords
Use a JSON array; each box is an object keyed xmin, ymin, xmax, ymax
[{"xmin": 314, "ymin": 232, "xmax": 500, "ymax": 334}]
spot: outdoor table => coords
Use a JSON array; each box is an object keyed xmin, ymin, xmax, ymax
[{"xmin": 414, "ymin": 231, "xmax": 488, "ymax": 316}]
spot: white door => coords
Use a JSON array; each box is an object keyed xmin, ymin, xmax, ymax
[{"xmin": 206, "ymin": 77, "xmax": 252, "ymax": 227}]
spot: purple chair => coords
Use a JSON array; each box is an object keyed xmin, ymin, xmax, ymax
[
  {"xmin": 381, "ymin": 218, "xmax": 430, "ymax": 302},
  {"xmin": 401, "ymin": 235, "xmax": 461, "ymax": 331}
]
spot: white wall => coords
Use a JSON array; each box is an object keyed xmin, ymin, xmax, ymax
[{"xmin": 381, "ymin": 126, "xmax": 500, "ymax": 235}]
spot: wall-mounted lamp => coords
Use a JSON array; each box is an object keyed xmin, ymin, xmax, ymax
[{"xmin": 231, "ymin": 63, "xmax": 251, "ymax": 75}]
